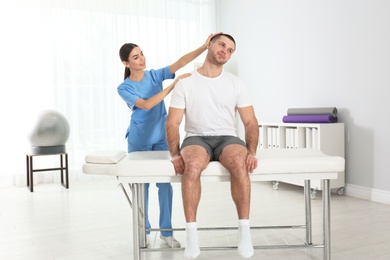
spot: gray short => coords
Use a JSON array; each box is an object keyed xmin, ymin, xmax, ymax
[{"xmin": 181, "ymin": 135, "xmax": 247, "ymax": 161}]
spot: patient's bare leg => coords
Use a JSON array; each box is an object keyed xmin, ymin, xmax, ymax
[
  {"xmin": 180, "ymin": 146, "xmax": 209, "ymax": 259},
  {"xmin": 219, "ymin": 144, "xmax": 254, "ymax": 258}
]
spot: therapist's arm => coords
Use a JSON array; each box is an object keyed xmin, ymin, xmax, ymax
[
  {"xmin": 134, "ymin": 73, "xmax": 190, "ymax": 110},
  {"xmin": 169, "ymin": 32, "xmax": 222, "ymax": 74}
]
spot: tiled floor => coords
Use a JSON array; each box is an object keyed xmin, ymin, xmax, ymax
[{"xmin": 1, "ymin": 177, "xmax": 390, "ymax": 259}]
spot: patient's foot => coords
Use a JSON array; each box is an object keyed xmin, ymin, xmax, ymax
[
  {"xmin": 184, "ymin": 222, "xmax": 200, "ymax": 259},
  {"xmin": 238, "ymin": 219, "xmax": 254, "ymax": 258},
  {"xmin": 160, "ymin": 234, "xmax": 181, "ymax": 248}
]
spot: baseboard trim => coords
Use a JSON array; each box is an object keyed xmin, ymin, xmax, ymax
[{"xmin": 345, "ymin": 184, "xmax": 390, "ymax": 205}]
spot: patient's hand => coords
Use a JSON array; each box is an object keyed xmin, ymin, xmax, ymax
[
  {"xmin": 171, "ymin": 154, "xmax": 185, "ymax": 175},
  {"xmin": 246, "ymin": 154, "xmax": 258, "ymax": 173}
]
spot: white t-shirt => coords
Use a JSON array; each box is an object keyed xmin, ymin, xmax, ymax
[{"xmin": 169, "ymin": 69, "xmax": 252, "ymax": 138}]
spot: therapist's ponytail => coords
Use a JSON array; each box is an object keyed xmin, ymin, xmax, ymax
[{"xmin": 124, "ymin": 67, "xmax": 130, "ymax": 80}]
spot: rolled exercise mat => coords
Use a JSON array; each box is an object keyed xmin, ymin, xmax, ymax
[
  {"xmin": 282, "ymin": 114, "xmax": 338, "ymax": 123},
  {"xmin": 287, "ymin": 107, "xmax": 337, "ymax": 117}
]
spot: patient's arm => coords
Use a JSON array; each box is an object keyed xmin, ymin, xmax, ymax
[
  {"xmin": 166, "ymin": 107, "xmax": 185, "ymax": 174},
  {"xmin": 238, "ymin": 106, "xmax": 259, "ymax": 173}
]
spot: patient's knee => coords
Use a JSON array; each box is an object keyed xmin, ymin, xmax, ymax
[
  {"xmin": 185, "ymin": 160, "xmax": 203, "ymax": 172},
  {"xmin": 225, "ymin": 155, "xmax": 247, "ymax": 174},
  {"xmin": 183, "ymin": 160, "xmax": 204, "ymax": 179}
]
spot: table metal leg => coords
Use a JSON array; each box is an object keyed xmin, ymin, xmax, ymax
[
  {"xmin": 132, "ymin": 183, "xmax": 147, "ymax": 260},
  {"xmin": 304, "ymin": 180, "xmax": 312, "ymax": 245},
  {"xmin": 323, "ymin": 179, "xmax": 331, "ymax": 260},
  {"xmin": 138, "ymin": 184, "xmax": 147, "ymax": 248},
  {"xmin": 125, "ymin": 179, "xmax": 332, "ymax": 260},
  {"xmin": 132, "ymin": 184, "xmax": 141, "ymax": 260}
]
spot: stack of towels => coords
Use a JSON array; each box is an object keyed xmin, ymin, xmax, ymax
[{"xmin": 282, "ymin": 107, "xmax": 338, "ymax": 123}]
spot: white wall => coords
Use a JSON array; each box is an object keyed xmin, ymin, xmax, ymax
[{"xmin": 216, "ymin": 0, "xmax": 390, "ymax": 203}]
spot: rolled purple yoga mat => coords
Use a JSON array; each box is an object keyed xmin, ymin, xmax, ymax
[{"xmin": 282, "ymin": 114, "xmax": 338, "ymax": 123}]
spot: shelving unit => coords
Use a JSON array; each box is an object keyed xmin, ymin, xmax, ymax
[{"xmin": 258, "ymin": 122, "xmax": 345, "ymax": 198}]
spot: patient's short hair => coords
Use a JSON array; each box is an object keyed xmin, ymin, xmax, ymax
[{"xmin": 210, "ymin": 33, "xmax": 236, "ymax": 47}]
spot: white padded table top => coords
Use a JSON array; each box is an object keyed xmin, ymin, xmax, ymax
[{"xmin": 82, "ymin": 149, "xmax": 344, "ymax": 183}]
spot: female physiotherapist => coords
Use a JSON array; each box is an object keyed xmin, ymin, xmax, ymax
[{"xmin": 117, "ymin": 33, "xmax": 219, "ymax": 248}]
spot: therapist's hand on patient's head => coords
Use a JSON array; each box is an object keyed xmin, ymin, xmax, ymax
[
  {"xmin": 203, "ymin": 32, "xmax": 223, "ymax": 48},
  {"xmin": 246, "ymin": 154, "xmax": 258, "ymax": 173},
  {"xmin": 171, "ymin": 154, "xmax": 185, "ymax": 175}
]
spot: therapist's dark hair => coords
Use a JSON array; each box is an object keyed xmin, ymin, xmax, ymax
[{"xmin": 119, "ymin": 43, "xmax": 139, "ymax": 80}]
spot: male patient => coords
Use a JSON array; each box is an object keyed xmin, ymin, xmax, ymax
[{"xmin": 166, "ymin": 33, "xmax": 259, "ymax": 259}]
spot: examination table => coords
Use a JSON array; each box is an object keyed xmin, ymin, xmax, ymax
[{"xmin": 82, "ymin": 148, "xmax": 344, "ymax": 260}]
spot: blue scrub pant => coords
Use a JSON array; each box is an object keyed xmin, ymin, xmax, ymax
[{"xmin": 128, "ymin": 140, "xmax": 174, "ymax": 237}]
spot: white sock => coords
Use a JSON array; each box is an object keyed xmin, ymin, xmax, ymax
[
  {"xmin": 238, "ymin": 219, "xmax": 254, "ymax": 258},
  {"xmin": 184, "ymin": 222, "xmax": 200, "ymax": 259}
]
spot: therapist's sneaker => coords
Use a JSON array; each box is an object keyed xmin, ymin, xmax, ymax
[{"xmin": 160, "ymin": 234, "xmax": 181, "ymax": 248}]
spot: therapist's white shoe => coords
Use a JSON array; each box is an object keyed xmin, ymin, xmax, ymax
[
  {"xmin": 146, "ymin": 235, "xmax": 150, "ymax": 246},
  {"xmin": 160, "ymin": 234, "xmax": 181, "ymax": 248}
]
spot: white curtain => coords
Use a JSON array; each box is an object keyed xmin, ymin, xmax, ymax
[{"xmin": 0, "ymin": 0, "xmax": 216, "ymax": 188}]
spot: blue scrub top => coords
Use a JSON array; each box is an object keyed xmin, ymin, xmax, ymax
[{"xmin": 117, "ymin": 66, "xmax": 174, "ymax": 146}]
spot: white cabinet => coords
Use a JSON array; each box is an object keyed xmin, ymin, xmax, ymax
[{"xmin": 258, "ymin": 122, "xmax": 345, "ymax": 198}]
